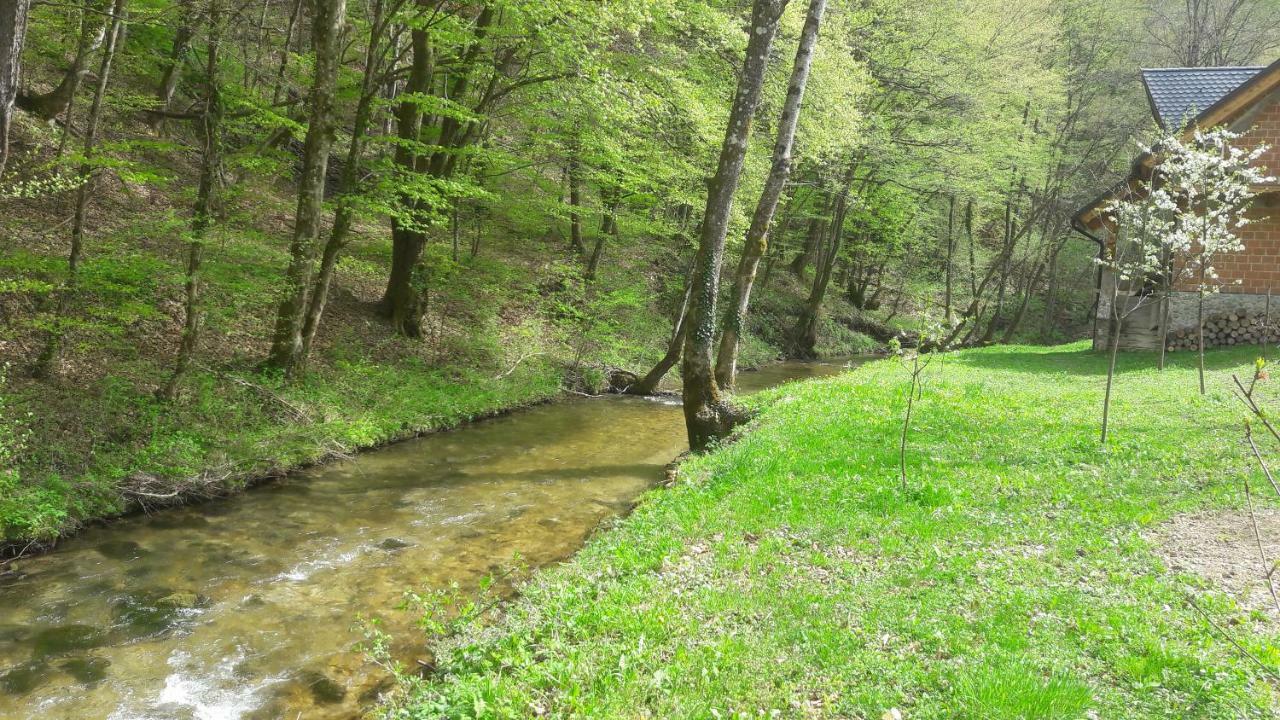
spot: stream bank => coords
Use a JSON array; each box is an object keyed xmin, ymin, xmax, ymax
[{"xmin": 0, "ymin": 358, "xmax": 858, "ymax": 720}]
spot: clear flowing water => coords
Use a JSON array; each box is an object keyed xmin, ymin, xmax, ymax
[{"xmin": 0, "ymin": 360, "xmax": 857, "ymax": 720}]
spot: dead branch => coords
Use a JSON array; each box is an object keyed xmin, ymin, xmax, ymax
[
  {"xmin": 199, "ymin": 364, "xmax": 312, "ymax": 423},
  {"xmin": 1186, "ymin": 592, "xmax": 1280, "ymax": 682},
  {"xmin": 1243, "ymin": 424, "xmax": 1280, "ymax": 616},
  {"xmin": 492, "ymin": 351, "xmax": 544, "ymax": 381}
]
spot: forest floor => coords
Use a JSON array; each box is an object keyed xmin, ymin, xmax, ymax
[{"xmin": 390, "ymin": 343, "xmax": 1280, "ymax": 719}]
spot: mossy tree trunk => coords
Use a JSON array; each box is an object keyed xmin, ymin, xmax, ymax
[
  {"xmin": 682, "ymin": 0, "xmax": 787, "ymax": 452},
  {"xmin": 299, "ymin": 0, "xmax": 393, "ymax": 364},
  {"xmin": 714, "ymin": 0, "xmax": 824, "ymax": 391},
  {"xmin": 265, "ymin": 0, "xmax": 346, "ymax": 375},
  {"xmin": 380, "ymin": 4, "xmax": 493, "ymax": 334}
]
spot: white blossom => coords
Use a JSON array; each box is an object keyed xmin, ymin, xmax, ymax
[{"xmin": 1103, "ymin": 127, "xmax": 1272, "ymax": 296}]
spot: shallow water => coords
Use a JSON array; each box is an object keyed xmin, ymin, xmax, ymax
[{"xmin": 0, "ymin": 359, "xmax": 858, "ymax": 719}]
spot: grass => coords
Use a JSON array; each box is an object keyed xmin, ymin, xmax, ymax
[
  {"xmin": 388, "ymin": 343, "xmax": 1280, "ymax": 719},
  {"xmin": 0, "ymin": 354, "xmax": 566, "ymax": 545}
]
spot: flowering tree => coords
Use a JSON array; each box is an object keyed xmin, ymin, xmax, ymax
[
  {"xmin": 1099, "ymin": 182, "xmax": 1175, "ymax": 443},
  {"xmin": 1158, "ymin": 128, "xmax": 1271, "ymax": 394}
]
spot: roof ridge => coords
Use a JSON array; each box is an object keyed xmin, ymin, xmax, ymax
[{"xmin": 1141, "ymin": 66, "xmax": 1267, "ymax": 72}]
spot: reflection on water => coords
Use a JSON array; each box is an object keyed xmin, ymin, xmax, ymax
[{"xmin": 0, "ymin": 359, "xmax": 859, "ymax": 719}]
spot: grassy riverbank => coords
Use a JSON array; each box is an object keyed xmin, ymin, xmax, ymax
[
  {"xmin": 391, "ymin": 343, "xmax": 1280, "ymax": 718},
  {"xmin": 0, "ymin": 355, "xmax": 568, "ymax": 550}
]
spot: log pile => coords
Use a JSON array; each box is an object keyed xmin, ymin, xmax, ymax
[{"xmin": 1167, "ymin": 310, "xmax": 1279, "ymax": 351}]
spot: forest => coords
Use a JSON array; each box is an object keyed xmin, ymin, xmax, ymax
[
  {"xmin": 4, "ymin": 0, "xmax": 1280, "ymax": 716},
  {"xmin": 0, "ymin": 0, "xmax": 1228, "ymax": 542}
]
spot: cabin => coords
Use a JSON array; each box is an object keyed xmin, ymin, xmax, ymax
[{"xmin": 1073, "ymin": 60, "xmax": 1280, "ymax": 351}]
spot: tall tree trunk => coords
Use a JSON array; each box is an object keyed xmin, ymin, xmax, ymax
[
  {"xmin": 981, "ymin": 198, "xmax": 1016, "ymax": 344},
  {"xmin": 298, "ymin": 0, "xmax": 389, "ymax": 365},
  {"xmin": 627, "ymin": 256, "xmax": 697, "ymax": 396},
  {"xmin": 1197, "ymin": 287, "xmax": 1206, "ymax": 394},
  {"xmin": 152, "ymin": 1, "xmax": 194, "ymax": 126},
  {"xmin": 18, "ymin": 0, "xmax": 108, "ymax": 121},
  {"xmin": 714, "ymin": 0, "xmax": 824, "ymax": 391},
  {"xmin": 1040, "ymin": 241, "xmax": 1062, "ymax": 342},
  {"xmin": 270, "ymin": 0, "xmax": 304, "ymax": 106},
  {"xmin": 33, "ymin": 0, "xmax": 125, "ymax": 378},
  {"xmin": 1000, "ymin": 210, "xmax": 1055, "ymax": 344},
  {"xmin": 567, "ymin": 150, "xmax": 584, "ymax": 254},
  {"xmin": 759, "ymin": 197, "xmax": 796, "ymax": 292},
  {"xmin": 999, "ymin": 259, "xmax": 1045, "ymax": 344},
  {"xmin": 265, "ymin": 0, "xmax": 347, "ymax": 375},
  {"xmin": 51, "ymin": 3, "xmax": 110, "ymax": 159},
  {"xmin": 943, "ymin": 194, "xmax": 955, "ymax": 324},
  {"xmin": 160, "ymin": 0, "xmax": 222, "ymax": 400},
  {"xmin": 586, "ymin": 197, "xmax": 614, "ymax": 282},
  {"xmin": 981, "ymin": 106, "xmax": 1030, "ymax": 344},
  {"xmin": 788, "ymin": 216, "xmax": 822, "ymax": 275},
  {"xmin": 380, "ymin": 4, "xmax": 496, "ymax": 332},
  {"xmin": 792, "ymin": 160, "xmax": 856, "ymax": 358},
  {"xmin": 0, "ymin": 0, "xmax": 30, "ymax": 177},
  {"xmin": 759, "ymin": 234, "xmax": 779, "ymax": 291},
  {"xmin": 18, "ymin": 0, "xmax": 106, "ymax": 121},
  {"xmin": 941, "ymin": 212, "xmax": 1036, "ymax": 349},
  {"xmin": 424, "ymin": 3, "xmax": 492, "ymax": 178},
  {"xmin": 379, "ymin": 24, "xmax": 432, "ymax": 335},
  {"xmin": 965, "ymin": 198, "xmax": 977, "ymax": 296},
  {"xmin": 1100, "ymin": 295, "xmax": 1122, "ymax": 444},
  {"xmin": 682, "ymin": 0, "xmax": 787, "ymax": 452}
]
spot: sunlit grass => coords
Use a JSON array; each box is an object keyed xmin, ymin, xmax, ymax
[{"xmin": 394, "ymin": 343, "xmax": 1280, "ymax": 719}]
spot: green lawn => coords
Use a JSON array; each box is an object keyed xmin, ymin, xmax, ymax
[{"xmin": 389, "ymin": 342, "xmax": 1280, "ymax": 719}]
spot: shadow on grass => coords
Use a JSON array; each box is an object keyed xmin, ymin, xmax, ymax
[{"xmin": 950, "ymin": 344, "xmax": 1262, "ymax": 377}]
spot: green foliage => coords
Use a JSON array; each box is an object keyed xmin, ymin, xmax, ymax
[
  {"xmin": 813, "ymin": 316, "xmax": 879, "ymax": 358},
  {"xmin": 0, "ymin": 0, "xmax": 1182, "ymax": 548}
]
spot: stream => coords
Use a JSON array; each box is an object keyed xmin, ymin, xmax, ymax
[{"xmin": 0, "ymin": 359, "xmax": 856, "ymax": 720}]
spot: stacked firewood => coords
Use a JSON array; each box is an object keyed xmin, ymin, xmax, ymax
[{"xmin": 1167, "ymin": 310, "xmax": 1279, "ymax": 351}]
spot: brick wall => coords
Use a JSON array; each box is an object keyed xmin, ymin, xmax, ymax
[
  {"xmin": 1240, "ymin": 95, "xmax": 1280, "ymax": 177},
  {"xmin": 1167, "ymin": 88, "xmax": 1280, "ymax": 294},
  {"xmin": 1170, "ymin": 200, "xmax": 1280, "ymax": 294}
]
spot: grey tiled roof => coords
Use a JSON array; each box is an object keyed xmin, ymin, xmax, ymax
[{"xmin": 1142, "ymin": 66, "xmax": 1266, "ymax": 129}]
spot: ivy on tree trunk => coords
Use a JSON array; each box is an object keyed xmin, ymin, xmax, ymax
[
  {"xmin": 681, "ymin": 0, "xmax": 788, "ymax": 452},
  {"xmin": 714, "ymin": 0, "xmax": 825, "ymax": 391}
]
